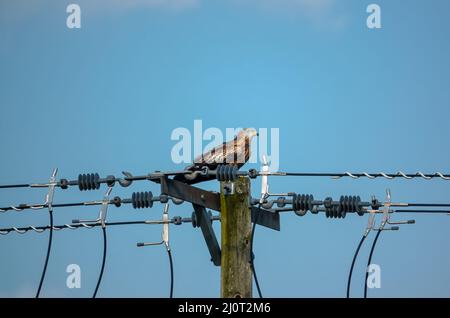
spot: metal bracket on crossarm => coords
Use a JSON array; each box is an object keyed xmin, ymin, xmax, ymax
[
  {"xmin": 153, "ymin": 174, "xmax": 280, "ymax": 265},
  {"xmin": 153, "ymin": 176, "xmax": 222, "ymax": 266}
]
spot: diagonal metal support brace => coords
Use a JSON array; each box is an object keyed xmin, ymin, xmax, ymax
[
  {"xmin": 156, "ymin": 177, "xmax": 277, "ymax": 265},
  {"xmin": 193, "ymin": 204, "xmax": 221, "ymax": 266},
  {"xmin": 155, "ymin": 177, "xmax": 222, "ymax": 266}
]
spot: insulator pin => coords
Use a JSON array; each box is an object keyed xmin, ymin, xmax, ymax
[
  {"xmin": 132, "ymin": 191, "xmax": 154, "ymax": 209},
  {"xmin": 216, "ymin": 165, "xmax": 238, "ymax": 182},
  {"xmin": 78, "ymin": 173, "xmax": 100, "ymax": 191}
]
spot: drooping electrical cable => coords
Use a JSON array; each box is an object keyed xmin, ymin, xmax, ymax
[
  {"xmin": 35, "ymin": 168, "xmax": 58, "ymax": 298},
  {"xmin": 93, "ymin": 226, "xmax": 107, "ymax": 298},
  {"xmin": 35, "ymin": 209, "xmax": 53, "ymax": 298},
  {"xmin": 166, "ymin": 247, "xmax": 174, "ymax": 298},
  {"xmin": 346, "ymin": 235, "xmax": 367, "ymax": 298},
  {"xmin": 364, "ymin": 229, "xmax": 382, "ymax": 298},
  {"xmin": 250, "ymin": 204, "xmax": 263, "ymax": 298}
]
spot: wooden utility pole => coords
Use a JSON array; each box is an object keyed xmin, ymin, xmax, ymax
[{"xmin": 220, "ymin": 176, "xmax": 252, "ymax": 298}]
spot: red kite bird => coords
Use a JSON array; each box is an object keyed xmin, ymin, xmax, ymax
[{"xmin": 174, "ymin": 128, "xmax": 258, "ymax": 184}]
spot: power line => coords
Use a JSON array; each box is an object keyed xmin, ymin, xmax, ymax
[
  {"xmin": 272, "ymin": 171, "xmax": 450, "ymax": 180},
  {"xmin": 0, "ymin": 216, "xmax": 221, "ymax": 236},
  {"xmin": 0, "ymin": 171, "xmax": 192, "ymax": 190},
  {"xmin": 2, "ymin": 167, "xmax": 449, "ymax": 191},
  {"xmin": 1, "ymin": 165, "xmax": 450, "ymax": 298},
  {"xmin": 0, "ymin": 193, "xmax": 185, "ymax": 213}
]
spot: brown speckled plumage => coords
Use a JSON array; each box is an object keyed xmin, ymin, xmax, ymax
[{"xmin": 174, "ymin": 128, "xmax": 258, "ymax": 184}]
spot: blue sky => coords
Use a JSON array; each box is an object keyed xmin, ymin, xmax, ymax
[{"xmin": 1, "ymin": 0, "xmax": 450, "ymax": 297}]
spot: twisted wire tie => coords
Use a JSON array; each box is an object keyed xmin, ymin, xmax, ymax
[
  {"xmin": 30, "ymin": 226, "xmax": 45, "ymax": 233},
  {"xmin": 332, "ymin": 171, "xmax": 449, "ymax": 180},
  {"xmin": 80, "ymin": 223, "xmax": 95, "ymax": 229},
  {"xmin": 0, "ymin": 222, "xmax": 97, "ymax": 235},
  {"xmin": 436, "ymin": 172, "xmax": 450, "ymax": 180},
  {"xmin": 396, "ymin": 171, "xmax": 413, "ymax": 179},
  {"xmin": 379, "ymin": 172, "xmax": 394, "ymax": 179},
  {"xmin": 13, "ymin": 227, "xmax": 27, "ymax": 234},
  {"xmin": 417, "ymin": 172, "xmax": 432, "ymax": 180},
  {"xmin": 30, "ymin": 205, "xmax": 45, "ymax": 210},
  {"xmin": 363, "ymin": 172, "xmax": 376, "ymax": 179},
  {"xmin": 0, "ymin": 204, "xmax": 45, "ymax": 213}
]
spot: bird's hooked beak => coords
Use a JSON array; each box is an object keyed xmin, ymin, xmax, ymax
[{"xmin": 242, "ymin": 128, "xmax": 258, "ymax": 139}]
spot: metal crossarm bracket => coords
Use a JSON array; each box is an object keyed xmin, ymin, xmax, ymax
[
  {"xmin": 251, "ymin": 206, "xmax": 280, "ymax": 231},
  {"xmin": 137, "ymin": 203, "xmax": 170, "ymax": 248},
  {"xmin": 158, "ymin": 177, "xmax": 221, "ymax": 211},
  {"xmin": 98, "ymin": 187, "xmax": 112, "ymax": 228},
  {"xmin": 193, "ymin": 204, "xmax": 221, "ymax": 266},
  {"xmin": 72, "ymin": 187, "xmax": 112, "ymax": 228},
  {"xmin": 156, "ymin": 176, "xmax": 279, "ymax": 264},
  {"xmin": 45, "ymin": 168, "xmax": 58, "ymax": 212}
]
